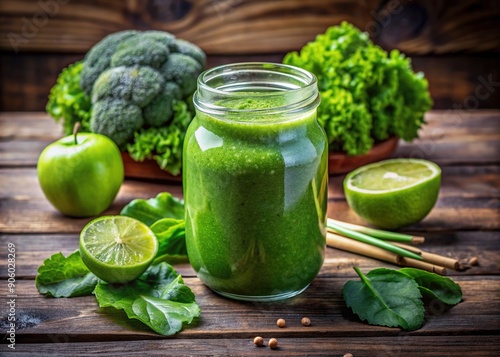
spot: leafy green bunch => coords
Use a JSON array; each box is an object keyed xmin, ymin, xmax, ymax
[
  {"xmin": 284, "ymin": 22, "xmax": 432, "ymax": 155},
  {"xmin": 46, "ymin": 30, "xmax": 206, "ymax": 175},
  {"xmin": 36, "ymin": 193, "xmax": 198, "ymax": 336}
]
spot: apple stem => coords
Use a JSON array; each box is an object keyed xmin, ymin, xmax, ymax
[{"xmin": 73, "ymin": 122, "xmax": 81, "ymax": 145}]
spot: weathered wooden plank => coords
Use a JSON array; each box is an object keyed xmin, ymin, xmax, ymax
[
  {"xmin": 0, "ymin": 165, "xmax": 498, "ymax": 233},
  {"xmin": 1, "ymin": 0, "xmax": 498, "ymax": 55},
  {"xmin": 1, "ymin": 336, "xmax": 499, "ymax": 357},
  {"xmin": 2, "ymin": 111, "xmax": 500, "ymax": 167},
  {"xmin": 0, "ymin": 228, "xmax": 500, "ymax": 279},
  {"xmin": 0, "ymin": 168, "xmax": 183, "ymax": 233},
  {"xmin": 2, "ymin": 110, "xmax": 498, "ymax": 140},
  {"xmin": 0, "ymin": 233, "xmax": 196, "ymax": 279},
  {"xmin": 0, "ymin": 0, "xmax": 373, "ymax": 54},
  {"xmin": 0, "ymin": 277, "xmax": 498, "ymax": 343},
  {"xmin": 0, "ymin": 230, "xmax": 497, "ymax": 280},
  {"xmin": 373, "ymin": 0, "xmax": 500, "ymax": 54},
  {"xmin": 2, "ymin": 53, "xmax": 499, "ymax": 111}
]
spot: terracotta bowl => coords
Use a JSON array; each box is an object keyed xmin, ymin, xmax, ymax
[
  {"xmin": 122, "ymin": 136, "xmax": 399, "ymax": 181},
  {"xmin": 122, "ymin": 153, "xmax": 182, "ymax": 182},
  {"xmin": 328, "ymin": 136, "xmax": 399, "ymax": 175}
]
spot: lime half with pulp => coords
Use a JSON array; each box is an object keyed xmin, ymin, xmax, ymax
[
  {"xmin": 344, "ymin": 159, "xmax": 441, "ymax": 229},
  {"xmin": 80, "ymin": 215, "xmax": 158, "ymax": 283}
]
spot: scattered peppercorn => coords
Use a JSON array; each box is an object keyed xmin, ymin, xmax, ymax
[
  {"xmin": 253, "ymin": 336, "xmax": 264, "ymax": 347},
  {"xmin": 469, "ymin": 256, "xmax": 479, "ymax": 266},
  {"xmin": 301, "ymin": 317, "xmax": 311, "ymax": 326},
  {"xmin": 276, "ymin": 318, "xmax": 286, "ymax": 328},
  {"xmin": 269, "ymin": 338, "xmax": 279, "ymax": 349}
]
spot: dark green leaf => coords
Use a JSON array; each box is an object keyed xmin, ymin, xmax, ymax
[
  {"xmin": 36, "ymin": 251, "xmax": 98, "ymax": 297},
  {"xmin": 94, "ymin": 262, "xmax": 200, "ymax": 335},
  {"xmin": 120, "ymin": 192, "xmax": 184, "ymax": 226},
  {"xmin": 151, "ymin": 218, "xmax": 187, "ymax": 258},
  {"xmin": 343, "ymin": 267, "xmax": 424, "ymax": 330},
  {"xmin": 399, "ymin": 268, "xmax": 462, "ymax": 305}
]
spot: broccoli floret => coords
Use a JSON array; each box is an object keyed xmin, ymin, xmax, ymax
[
  {"xmin": 171, "ymin": 38, "xmax": 206, "ymax": 67},
  {"xmin": 143, "ymin": 82, "xmax": 182, "ymax": 127},
  {"xmin": 80, "ymin": 30, "xmax": 138, "ymax": 94},
  {"xmin": 91, "ymin": 99, "xmax": 143, "ymax": 148},
  {"xmin": 139, "ymin": 31, "xmax": 177, "ymax": 49},
  {"xmin": 92, "ymin": 66, "xmax": 164, "ymax": 107},
  {"xmin": 159, "ymin": 53, "xmax": 202, "ymax": 97},
  {"xmin": 110, "ymin": 36, "xmax": 170, "ymax": 69}
]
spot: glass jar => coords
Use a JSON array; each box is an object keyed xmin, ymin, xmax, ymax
[{"xmin": 183, "ymin": 62, "xmax": 328, "ymax": 301}]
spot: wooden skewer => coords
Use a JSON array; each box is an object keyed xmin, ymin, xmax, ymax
[
  {"xmin": 327, "ymin": 232, "xmax": 448, "ymax": 275},
  {"xmin": 392, "ymin": 242, "xmax": 461, "ymax": 271},
  {"xmin": 397, "ymin": 256, "xmax": 447, "ymax": 275},
  {"xmin": 327, "ymin": 232, "xmax": 400, "ymax": 265}
]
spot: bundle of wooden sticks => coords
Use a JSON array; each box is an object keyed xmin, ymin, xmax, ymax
[{"xmin": 326, "ymin": 219, "xmax": 463, "ymax": 275}]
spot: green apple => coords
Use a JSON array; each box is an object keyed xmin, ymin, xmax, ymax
[{"xmin": 37, "ymin": 132, "xmax": 124, "ymax": 217}]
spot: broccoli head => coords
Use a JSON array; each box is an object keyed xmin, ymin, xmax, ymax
[
  {"xmin": 92, "ymin": 66, "xmax": 164, "ymax": 107},
  {"xmin": 79, "ymin": 30, "xmax": 205, "ymax": 148}
]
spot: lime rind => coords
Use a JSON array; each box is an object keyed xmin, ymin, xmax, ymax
[
  {"xmin": 343, "ymin": 159, "xmax": 441, "ymax": 229},
  {"xmin": 80, "ymin": 216, "xmax": 159, "ymax": 283}
]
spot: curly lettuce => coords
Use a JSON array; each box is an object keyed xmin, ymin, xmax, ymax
[
  {"xmin": 46, "ymin": 61, "xmax": 92, "ymax": 134},
  {"xmin": 283, "ymin": 22, "xmax": 432, "ymax": 155}
]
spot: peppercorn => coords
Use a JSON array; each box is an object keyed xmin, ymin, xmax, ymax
[
  {"xmin": 269, "ymin": 338, "xmax": 278, "ymax": 349},
  {"xmin": 253, "ymin": 336, "xmax": 264, "ymax": 347},
  {"xmin": 276, "ymin": 318, "xmax": 286, "ymax": 328},
  {"xmin": 301, "ymin": 317, "xmax": 311, "ymax": 326},
  {"xmin": 343, "ymin": 354, "xmax": 353, "ymax": 357}
]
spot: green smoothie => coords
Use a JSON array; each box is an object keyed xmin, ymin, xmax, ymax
[{"xmin": 184, "ymin": 95, "xmax": 328, "ymax": 300}]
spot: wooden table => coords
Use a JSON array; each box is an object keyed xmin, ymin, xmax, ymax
[{"xmin": 1, "ymin": 111, "xmax": 499, "ymax": 356}]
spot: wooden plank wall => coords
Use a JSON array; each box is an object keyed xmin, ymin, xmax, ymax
[{"xmin": 0, "ymin": 0, "xmax": 499, "ymax": 111}]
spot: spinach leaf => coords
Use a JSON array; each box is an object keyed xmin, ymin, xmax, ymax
[
  {"xmin": 151, "ymin": 218, "xmax": 187, "ymax": 258},
  {"xmin": 94, "ymin": 262, "xmax": 200, "ymax": 335},
  {"xmin": 343, "ymin": 267, "xmax": 424, "ymax": 330},
  {"xmin": 120, "ymin": 192, "xmax": 184, "ymax": 226},
  {"xmin": 399, "ymin": 268, "xmax": 462, "ymax": 305},
  {"xmin": 36, "ymin": 251, "xmax": 98, "ymax": 297}
]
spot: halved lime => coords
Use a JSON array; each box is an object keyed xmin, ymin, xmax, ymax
[
  {"xmin": 344, "ymin": 159, "xmax": 441, "ymax": 229},
  {"xmin": 80, "ymin": 216, "xmax": 158, "ymax": 283}
]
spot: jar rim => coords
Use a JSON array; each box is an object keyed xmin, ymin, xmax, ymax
[{"xmin": 193, "ymin": 62, "xmax": 320, "ymax": 118}]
